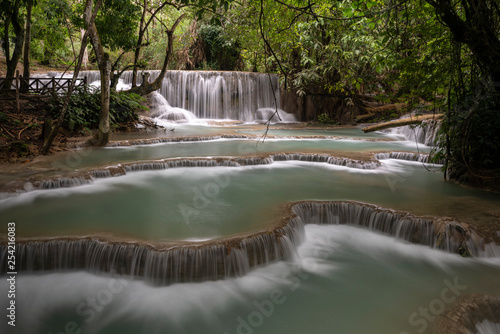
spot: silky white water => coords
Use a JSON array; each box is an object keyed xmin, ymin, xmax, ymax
[
  {"xmin": 45, "ymin": 135, "xmax": 431, "ymax": 171},
  {"xmin": 1, "ymin": 224, "xmax": 499, "ymax": 334}
]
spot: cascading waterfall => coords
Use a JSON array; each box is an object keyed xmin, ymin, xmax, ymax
[
  {"xmin": 148, "ymin": 92, "xmax": 198, "ymax": 122},
  {"xmin": 374, "ymin": 151, "xmax": 445, "ymax": 164},
  {"xmin": 3, "ymin": 154, "xmax": 381, "ymax": 194},
  {"xmin": 1, "ymin": 216, "xmax": 303, "ymax": 285},
  {"xmin": 385, "ymin": 119, "xmax": 441, "ymax": 146},
  {"xmin": 290, "ymin": 201, "xmax": 491, "ymax": 255},
  {"xmin": 273, "ymin": 153, "xmax": 380, "ymax": 169},
  {"xmin": 80, "ymin": 70, "xmax": 296, "ymax": 122},
  {"xmin": 1, "ymin": 201, "xmax": 496, "ymax": 285},
  {"xmin": 254, "ymin": 108, "xmax": 297, "ymax": 123}
]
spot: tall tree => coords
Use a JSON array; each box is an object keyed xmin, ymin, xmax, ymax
[
  {"xmin": 41, "ymin": 0, "xmax": 101, "ymax": 154},
  {"xmin": 0, "ymin": 0, "xmax": 25, "ymax": 89},
  {"xmin": 426, "ymin": 0, "xmax": 500, "ymax": 91},
  {"xmin": 85, "ymin": 0, "xmax": 109, "ymax": 146},
  {"xmin": 22, "ymin": 0, "xmax": 33, "ymax": 88}
]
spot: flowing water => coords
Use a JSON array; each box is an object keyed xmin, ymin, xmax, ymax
[
  {"xmin": 0, "ymin": 71, "xmax": 499, "ymax": 334},
  {"xmin": 1, "ymin": 225, "xmax": 499, "ymax": 334}
]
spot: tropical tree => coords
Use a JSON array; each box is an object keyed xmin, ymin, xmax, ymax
[{"xmin": 0, "ymin": 0, "xmax": 25, "ymax": 89}]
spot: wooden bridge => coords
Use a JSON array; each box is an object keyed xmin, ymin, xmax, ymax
[
  {"xmin": 0, "ymin": 71, "xmax": 88, "ymax": 97},
  {"xmin": 0, "ymin": 71, "xmax": 89, "ymax": 112}
]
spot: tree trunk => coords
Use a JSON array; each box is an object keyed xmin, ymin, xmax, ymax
[
  {"xmin": 22, "ymin": 0, "xmax": 33, "ymax": 92},
  {"xmin": 81, "ymin": 29, "xmax": 89, "ymax": 69},
  {"xmin": 127, "ymin": 14, "xmax": 185, "ymax": 96},
  {"xmin": 1, "ymin": 0, "xmax": 24, "ymax": 91},
  {"xmin": 131, "ymin": 0, "xmax": 148, "ymax": 88},
  {"xmin": 85, "ymin": 0, "xmax": 110, "ymax": 146},
  {"xmin": 95, "ymin": 54, "xmax": 110, "ymax": 146},
  {"xmin": 41, "ymin": 0, "xmax": 102, "ymax": 154},
  {"xmin": 41, "ymin": 31, "xmax": 91, "ymax": 154},
  {"xmin": 426, "ymin": 0, "xmax": 500, "ymax": 90}
]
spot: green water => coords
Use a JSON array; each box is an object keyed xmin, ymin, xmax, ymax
[
  {"xmin": 236, "ymin": 127, "xmax": 389, "ymax": 139},
  {"xmin": 2, "ymin": 160, "xmax": 498, "ymax": 240},
  {"xmin": 46, "ymin": 138, "xmax": 431, "ymax": 172},
  {"xmin": 1, "ymin": 225, "xmax": 499, "ymax": 334}
]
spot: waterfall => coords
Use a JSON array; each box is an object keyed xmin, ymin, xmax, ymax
[
  {"xmin": 38, "ymin": 176, "xmax": 93, "ymax": 189},
  {"xmin": 2, "ymin": 201, "xmax": 496, "ymax": 285},
  {"xmin": 2, "ymin": 216, "xmax": 303, "ymax": 285},
  {"xmin": 291, "ymin": 201, "xmax": 490, "ymax": 255},
  {"xmin": 272, "ymin": 153, "xmax": 380, "ymax": 169},
  {"xmin": 254, "ymin": 108, "xmax": 297, "ymax": 123},
  {"xmin": 80, "ymin": 70, "xmax": 292, "ymax": 122},
  {"xmin": 148, "ymin": 92, "xmax": 198, "ymax": 123},
  {"xmin": 374, "ymin": 151, "xmax": 445, "ymax": 164},
  {"xmin": 384, "ymin": 119, "xmax": 441, "ymax": 146},
  {"xmin": 3, "ymin": 154, "xmax": 382, "ymax": 195}
]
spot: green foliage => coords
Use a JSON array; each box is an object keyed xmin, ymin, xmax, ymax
[
  {"xmin": 8, "ymin": 141, "xmax": 30, "ymax": 156},
  {"xmin": 439, "ymin": 88, "xmax": 500, "ymax": 174},
  {"xmin": 50, "ymin": 86, "xmax": 145, "ymax": 133},
  {"xmin": 95, "ymin": 0, "xmax": 141, "ymax": 51},
  {"xmin": 317, "ymin": 113, "xmax": 338, "ymax": 125},
  {"xmin": 0, "ymin": 112, "xmax": 8, "ymax": 123},
  {"xmin": 31, "ymin": 0, "xmax": 75, "ymax": 66},
  {"xmin": 71, "ymin": 0, "xmax": 141, "ymax": 51},
  {"xmin": 196, "ymin": 23, "xmax": 242, "ymax": 70}
]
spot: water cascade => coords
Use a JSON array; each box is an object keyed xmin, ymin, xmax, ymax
[
  {"xmin": 2, "ymin": 201, "xmax": 497, "ymax": 285},
  {"xmin": 81, "ymin": 70, "xmax": 296, "ymax": 122},
  {"xmin": 2, "ymin": 154, "xmax": 382, "ymax": 194},
  {"xmin": 374, "ymin": 151, "xmax": 445, "ymax": 164},
  {"xmin": 148, "ymin": 92, "xmax": 198, "ymax": 123},
  {"xmin": 385, "ymin": 119, "xmax": 441, "ymax": 146}
]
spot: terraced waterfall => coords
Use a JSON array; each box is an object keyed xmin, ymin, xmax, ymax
[{"xmin": 0, "ymin": 71, "xmax": 499, "ymax": 334}]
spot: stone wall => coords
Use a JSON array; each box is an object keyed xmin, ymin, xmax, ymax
[{"xmin": 280, "ymin": 89, "xmax": 365, "ymax": 123}]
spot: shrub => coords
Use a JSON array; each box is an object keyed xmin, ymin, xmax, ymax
[
  {"xmin": 317, "ymin": 113, "xmax": 337, "ymax": 124},
  {"xmin": 50, "ymin": 86, "xmax": 146, "ymax": 133}
]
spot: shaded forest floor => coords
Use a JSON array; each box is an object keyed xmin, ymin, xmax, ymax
[{"xmin": 0, "ymin": 95, "xmax": 73, "ymax": 163}]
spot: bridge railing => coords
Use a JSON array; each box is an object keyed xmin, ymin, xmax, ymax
[{"xmin": 0, "ymin": 75, "xmax": 87, "ymax": 95}]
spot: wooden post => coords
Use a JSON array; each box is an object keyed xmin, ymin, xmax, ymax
[
  {"xmin": 51, "ymin": 77, "xmax": 56, "ymax": 96},
  {"xmin": 15, "ymin": 71, "xmax": 20, "ymax": 113}
]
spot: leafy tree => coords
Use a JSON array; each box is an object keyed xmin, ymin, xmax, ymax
[{"xmin": 31, "ymin": 0, "xmax": 74, "ymax": 66}]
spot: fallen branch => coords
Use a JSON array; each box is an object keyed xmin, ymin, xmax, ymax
[
  {"xmin": 18, "ymin": 125, "xmax": 30, "ymax": 139},
  {"xmin": 1, "ymin": 126, "xmax": 15, "ymax": 138},
  {"xmin": 362, "ymin": 114, "xmax": 444, "ymax": 133}
]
